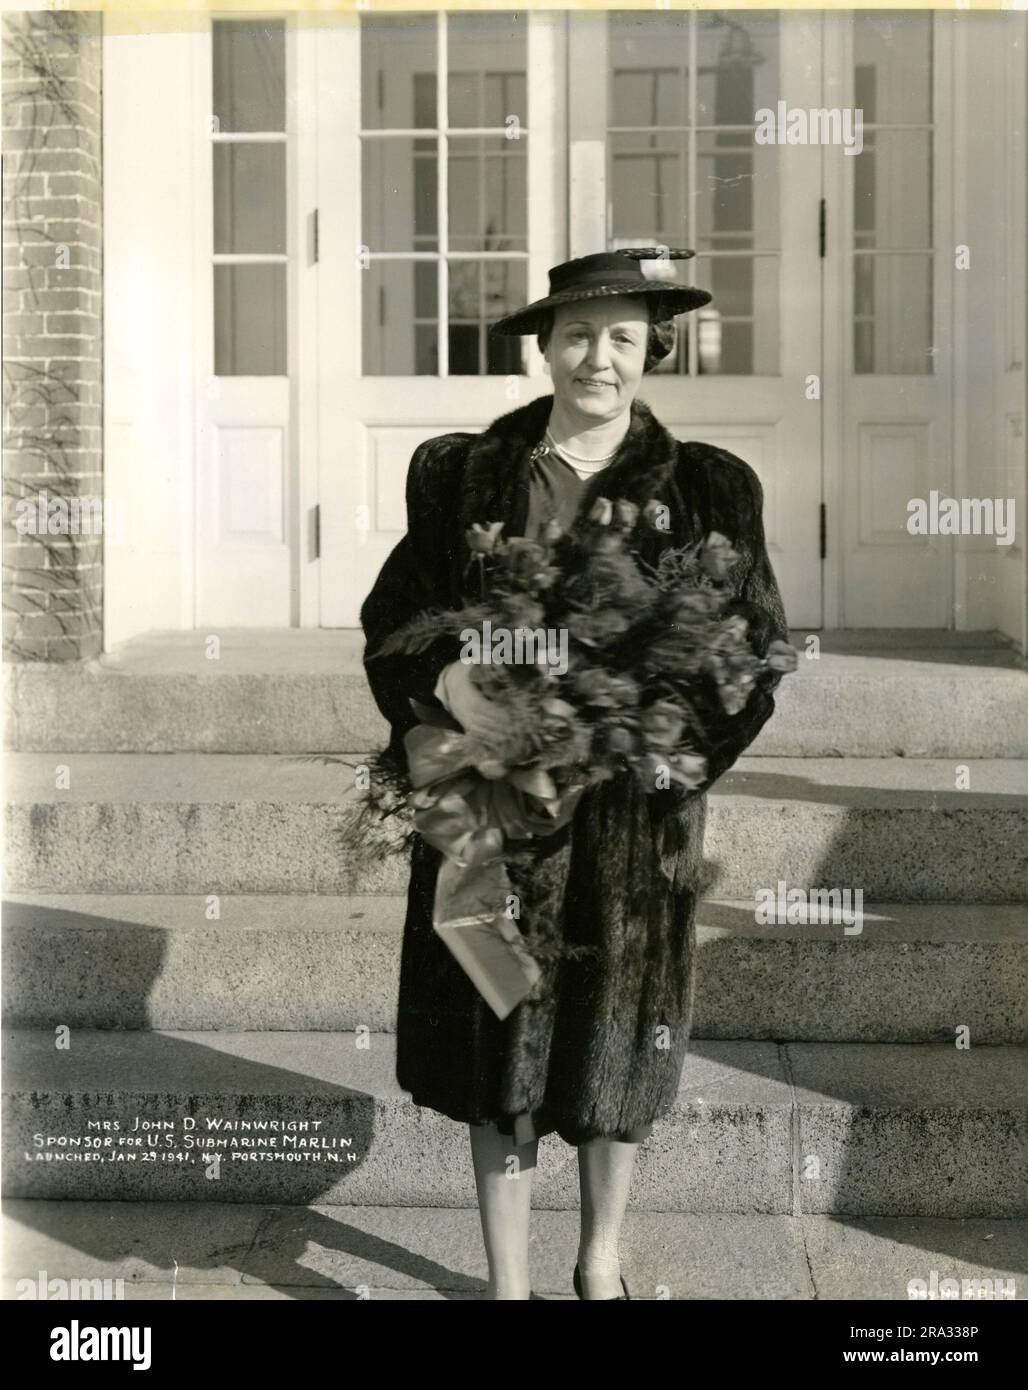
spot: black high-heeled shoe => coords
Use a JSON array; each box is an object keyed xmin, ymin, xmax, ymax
[{"xmin": 573, "ymin": 1263, "xmax": 630, "ymax": 1300}]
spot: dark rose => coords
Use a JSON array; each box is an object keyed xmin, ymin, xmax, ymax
[
  {"xmin": 567, "ymin": 610, "xmax": 631, "ymax": 646},
  {"xmin": 639, "ymin": 700, "xmax": 685, "ymax": 749},
  {"xmin": 673, "ymin": 591, "xmax": 721, "ymax": 622},
  {"xmin": 504, "ymin": 537, "xmax": 554, "ymax": 588},
  {"xmin": 591, "ymin": 530, "xmax": 624, "ymax": 555},
  {"xmin": 605, "ymin": 725, "xmax": 637, "ymax": 755},
  {"xmin": 569, "ymin": 669, "xmax": 640, "ymax": 708},
  {"xmin": 720, "ymin": 613, "xmax": 749, "ymax": 641},
  {"xmin": 503, "ymin": 597, "xmax": 545, "ymax": 629}
]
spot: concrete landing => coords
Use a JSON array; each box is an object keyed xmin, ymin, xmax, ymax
[{"xmin": 2, "ymin": 1201, "xmax": 1023, "ymax": 1300}]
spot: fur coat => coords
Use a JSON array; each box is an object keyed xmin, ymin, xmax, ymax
[{"xmin": 360, "ymin": 390, "xmax": 789, "ymax": 1144}]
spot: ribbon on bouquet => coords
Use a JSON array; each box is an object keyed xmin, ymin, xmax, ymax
[{"xmin": 403, "ymin": 717, "xmax": 585, "ymax": 1020}]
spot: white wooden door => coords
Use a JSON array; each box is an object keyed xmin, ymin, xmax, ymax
[
  {"xmin": 823, "ymin": 10, "xmax": 953, "ymax": 627},
  {"xmin": 319, "ymin": 7, "xmax": 825, "ymax": 630},
  {"xmin": 193, "ymin": 17, "xmax": 298, "ymax": 627},
  {"xmin": 318, "ymin": 10, "xmax": 565, "ymax": 627},
  {"xmin": 567, "ymin": 8, "xmax": 825, "ymax": 630}
]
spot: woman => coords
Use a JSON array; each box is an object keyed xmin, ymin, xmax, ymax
[{"xmin": 360, "ymin": 249, "xmax": 789, "ymax": 1300}]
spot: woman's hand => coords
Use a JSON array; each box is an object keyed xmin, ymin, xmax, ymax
[{"xmin": 434, "ymin": 660, "xmax": 509, "ymax": 742}]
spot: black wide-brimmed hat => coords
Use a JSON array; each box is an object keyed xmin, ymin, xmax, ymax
[{"xmin": 489, "ymin": 247, "xmax": 712, "ymax": 337}]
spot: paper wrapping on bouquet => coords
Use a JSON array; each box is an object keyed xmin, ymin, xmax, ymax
[
  {"xmin": 431, "ymin": 857, "xmax": 541, "ymax": 1021},
  {"xmin": 404, "ymin": 719, "xmax": 585, "ymax": 1020}
]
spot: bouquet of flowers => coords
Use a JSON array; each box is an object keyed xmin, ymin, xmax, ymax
[{"xmin": 360, "ymin": 496, "xmax": 797, "ymax": 1018}]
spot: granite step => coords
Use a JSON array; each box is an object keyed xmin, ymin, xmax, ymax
[
  {"xmin": 5, "ymin": 628, "xmax": 1026, "ymax": 757},
  {"xmin": 4, "ymin": 1030, "xmax": 1026, "ymax": 1216},
  {"xmin": 3, "ymin": 893, "xmax": 1025, "ymax": 1042},
  {"xmin": 5, "ymin": 754, "xmax": 1027, "ymax": 900}
]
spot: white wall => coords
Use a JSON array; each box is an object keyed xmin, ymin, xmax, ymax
[
  {"xmin": 103, "ymin": 28, "xmax": 196, "ymax": 650},
  {"xmin": 958, "ymin": 13, "xmax": 1026, "ymax": 648}
]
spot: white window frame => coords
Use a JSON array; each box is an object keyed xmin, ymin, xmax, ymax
[{"xmin": 357, "ymin": 8, "xmax": 551, "ymax": 379}]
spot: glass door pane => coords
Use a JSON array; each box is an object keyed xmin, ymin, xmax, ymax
[
  {"xmin": 608, "ymin": 9, "xmax": 781, "ymax": 376},
  {"xmin": 211, "ymin": 18, "xmax": 288, "ymax": 376},
  {"xmin": 359, "ymin": 10, "xmax": 528, "ymax": 375},
  {"xmin": 852, "ymin": 11, "xmax": 934, "ymax": 374}
]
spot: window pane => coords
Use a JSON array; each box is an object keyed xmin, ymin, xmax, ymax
[
  {"xmin": 212, "ymin": 20, "xmax": 285, "ymax": 133},
  {"xmin": 415, "ymin": 71, "xmax": 527, "ymax": 132},
  {"xmin": 361, "ymin": 259, "xmax": 529, "ymax": 375},
  {"xmin": 610, "ymin": 133, "xmax": 683, "ymax": 245},
  {"xmin": 484, "ymin": 72, "xmax": 527, "ymax": 132},
  {"xmin": 692, "ymin": 255, "xmax": 779, "ymax": 375},
  {"xmin": 363, "ymin": 260, "xmax": 437, "ymax": 375},
  {"xmin": 696, "ymin": 10, "xmax": 779, "ymax": 126},
  {"xmin": 853, "ymin": 130, "xmax": 932, "ymax": 250},
  {"xmin": 853, "ymin": 10, "xmax": 932, "ymax": 124},
  {"xmin": 214, "ymin": 264, "xmax": 286, "ymax": 375},
  {"xmin": 213, "ymin": 143, "xmax": 286, "ymax": 255},
  {"xmin": 609, "ymin": 10, "xmax": 781, "ymax": 377},
  {"xmin": 361, "ymin": 13, "xmax": 436, "ymax": 129},
  {"xmin": 362, "ymin": 138, "xmax": 438, "ymax": 253},
  {"xmin": 448, "ymin": 135, "xmax": 527, "ymax": 252},
  {"xmin": 448, "ymin": 259, "xmax": 527, "ymax": 375},
  {"xmin": 612, "ymin": 67, "xmax": 682, "ymax": 130},
  {"xmin": 852, "ymin": 10, "xmax": 933, "ymax": 375},
  {"xmin": 854, "ymin": 254, "xmax": 932, "ymax": 374},
  {"xmin": 609, "ymin": 15, "xmax": 687, "ymax": 127},
  {"xmin": 695, "ymin": 133, "xmax": 779, "ymax": 252},
  {"xmin": 447, "ymin": 10, "xmax": 527, "ymax": 129}
]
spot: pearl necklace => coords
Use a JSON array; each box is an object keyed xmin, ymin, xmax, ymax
[{"xmin": 543, "ymin": 427, "xmax": 621, "ymax": 465}]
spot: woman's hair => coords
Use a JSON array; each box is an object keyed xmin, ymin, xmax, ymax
[{"xmin": 535, "ymin": 298, "xmax": 677, "ymax": 373}]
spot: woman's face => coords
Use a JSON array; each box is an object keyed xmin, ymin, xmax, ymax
[{"xmin": 543, "ymin": 296, "xmax": 649, "ymax": 422}]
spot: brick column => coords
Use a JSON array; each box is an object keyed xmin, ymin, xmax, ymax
[{"xmin": 2, "ymin": 9, "xmax": 103, "ymax": 661}]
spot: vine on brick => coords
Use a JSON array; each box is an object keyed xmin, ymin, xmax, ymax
[{"xmin": 2, "ymin": 10, "xmax": 102, "ymax": 661}]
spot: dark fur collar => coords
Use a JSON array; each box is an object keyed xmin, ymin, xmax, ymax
[{"xmin": 455, "ymin": 392, "xmax": 684, "ymax": 552}]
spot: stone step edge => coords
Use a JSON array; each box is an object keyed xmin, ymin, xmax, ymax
[
  {"xmin": 3, "ymin": 892, "xmax": 1026, "ymax": 943},
  {"xmin": 5, "ymin": 1030, "xmax": 1026, "ymax": 1111},
  {"xmin": 6, "ymin": 753, "xmax": 1028, "ymax": 804}
]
